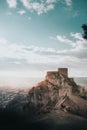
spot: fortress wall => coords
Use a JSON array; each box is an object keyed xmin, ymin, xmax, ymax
[{"xmin": 58, "ymin": 68, "xmax": 68, "ymax": 77}]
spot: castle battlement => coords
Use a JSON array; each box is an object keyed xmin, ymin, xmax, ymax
[
  {"xmin": 46, "ymin": 68, "xmax": 68, "ymax": 79},
  {"xmin": 58, "ymin": 68, "xmax": 68, "ymax": 77}
]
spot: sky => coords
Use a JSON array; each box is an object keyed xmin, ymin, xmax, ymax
[{"xmin": 0, "ymin": 0, "xmax": 87, "ymax": 77}]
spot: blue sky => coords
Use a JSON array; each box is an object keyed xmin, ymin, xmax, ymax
[{"xmin": 0, "ymin": 0, "xmax": 87, "ymax": 77}]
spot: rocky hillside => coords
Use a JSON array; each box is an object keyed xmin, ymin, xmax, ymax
[
  {"xmin": 2, "ymin": 68, "xmax": 87, "ymax": 120},
  {"xmin": 0, "ymin": 68, "xmax": 87, "ymax": 130},
  {"xmin": 24, "ymin": 69, "xmax": 87, "ymax": 118}
]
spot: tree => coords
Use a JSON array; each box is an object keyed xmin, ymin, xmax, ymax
[{"xmin": 82, "ymin": 24, "xmax": 87, "ymax": 39}]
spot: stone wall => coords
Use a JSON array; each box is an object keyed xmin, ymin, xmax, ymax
[{"xmin": 58, "ymin": 68, "xmax": 68, "ymax": 77}]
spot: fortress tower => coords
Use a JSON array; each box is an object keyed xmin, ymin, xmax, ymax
[{"xmin": 58, "ymin": 68, "xmax": 68, "ymax": 77}]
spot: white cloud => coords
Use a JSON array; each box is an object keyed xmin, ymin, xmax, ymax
[
  {"xmin": 50, "ymin": 32, "xmax": 87, "ymax": 59},
  {"xmin": 13, "ymin": 61, "xmax": 21, "ymax": 64},
  {"xmin": 20, "ymin": 0, "xmax": 55, "ymax": 15},
  {"xmin": 56, "ymin": 35, "xmax": 74, "ymax": 46},
  {"xmin": 65, "ymin": 0, "xmax": 72, "ymax": 6},
  {"xmin": 0, "ymin": 35, "xmax": 87, "ymax": 77},
  {"xmin": 0, "ymin": 37, "xmax": 68, "ymax": 65},
  {"xmin": 17, "ymin": 10, "xmax": 26, "ymax": 15},
  {"xmin": 45, "ymin": 4, "xmax": 54, "ymax": 12},
  {"xmin": 7, "ymin": 0, "xmax": 17, "ymax": 8},
  {"xmin": 46, "ymin": 0, "xmax": 57, "ymax": 4},
  {"xmin": 0, "ymin": 37, "xmax": 8, "ymax": 44},
  {"xmin": 6, "ymin": 0, "xmax": 73, "ymax": 15},
  {"xmin": 70, "ymin": 32, "xmax": 83, "ymax": 41},
  {"xmin": 67, "ymin": 39, "xmax": 87, "ymax": 59},
  {"xmin": 0, "ymin": 38, "xmax": 59, "ymax": 63},
  {"xmin": 1, "ymin": 34, "xmax": 87, "ymax": 61}
]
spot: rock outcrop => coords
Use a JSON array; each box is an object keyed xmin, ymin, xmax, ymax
[
  {"xmin": 25, "ymin": 68, "xmax": 86, "ymax": 116},
  {"xmin": 1, "ymin": 68, "xmax": 87, "ymax": 130},
  {"xmin": 3, "ymin": 68, "xmax": 87, "ymax": 119}
]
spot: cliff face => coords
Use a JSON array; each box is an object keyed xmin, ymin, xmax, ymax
[
  {"xmin": 26, "ymin": 70, "xmax": 80, "ymax": 114},
  {"xmin": 46, "ymin": 71, "xmax": 78, "ymax": 94},
  {"xmin": 1, "ymin": 69, "xmax": 87, "ymax": 130},
  {"xmin": 27, "ymin": 80, "xmax": 59, "ymax": 112},
  {"xmin": 4, "ymin": 68, "xmax": 87, "ymax": 119}
]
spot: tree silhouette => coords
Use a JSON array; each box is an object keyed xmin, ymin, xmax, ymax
[{"xmin": 82, "ymin": 24, "xmax": 87, "ymax": 39}]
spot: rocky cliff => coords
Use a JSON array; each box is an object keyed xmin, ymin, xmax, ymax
[
  {"xmin": 25, "ymin": 69, "xmax": 86, "ymax": 117},
  {"xmin": 4, "ymin": 68, "xmax": 87, "ymax": 119},
  {"xmin": 1, "ymin": 69, "xmax": 87, "ymax": 130}
]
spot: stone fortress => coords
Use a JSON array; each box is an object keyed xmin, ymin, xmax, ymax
[
  {"xmin": 27, "ymin": 68, "xmax": 80, "ymax": 113},
  {"xmin": 46, "ymin": 68, "xmax": 68, "ymax": 78},
  {"xmin": 46, "ymin": 68, "xmax": 75, "ymax": 97}
]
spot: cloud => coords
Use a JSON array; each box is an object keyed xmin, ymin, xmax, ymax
[
  {"xmin": 65, "ymin": 0, "xmax": 72, "ymax": 6},
  {"xmin": 17, "ymin": 9, "xmax": 26, "ymax": 15},
  {"xmin": 49, "ymin": 32, "xmax": 87, "ymax": 59},
  {"xmin": 70, "ymin": 32, "xmax": 83, "ymax": 41},
  {"xmin": 46, "ymin": 0, "xmax": 57, "ymax": 4},
  {"xmin": 50, "ymin": 35, "xmax": 74, "ymax": 47},
  {"xmin": 7, "ymin": 0, "xmax": 17, "ymax": 8},
  {"xmin": 67, "ymin": 39, "xmax": 87, "ymax": 59},
  {"xmin": 20, "ymin": 0, "xmax": 55, "ymax": 15},
  {"xmin": 0, "ymin": 38, "xmax": 58, "ymax": 64},
  {"xmin": 0, "ymin": 35, "xmax": 87, "ymax": 77},
  {"xmin": 56, "ymin": 35, "xmax": 73, "ymax": 45},
  {"xmin": 6, "ymin": 0, "xmax": 73, "ymax": 15},
  {"xmin": 0, "ymin": 35, "xmax": 87, "ymax": 61},
  {"xmin": 0, "ymin": 37, "xmax": 69, "ymax": 65}
]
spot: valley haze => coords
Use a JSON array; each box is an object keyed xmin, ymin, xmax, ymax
[{"xmin": 0, "ymin": 76, "xmax": 87, "ymax": 89}]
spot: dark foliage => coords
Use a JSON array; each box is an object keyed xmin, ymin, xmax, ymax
[{"xmin": 82, "ymin": 24, "xmax": 87, "ymax": 39}]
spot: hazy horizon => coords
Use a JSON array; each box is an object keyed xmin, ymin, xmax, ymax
[
  {"xmin": 0, "ymin": 76, "xmax": 87, "ymax": 90},
  {"xmin": 0, "ymin": 77, "xmax": 44, "ymax": 90}
]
